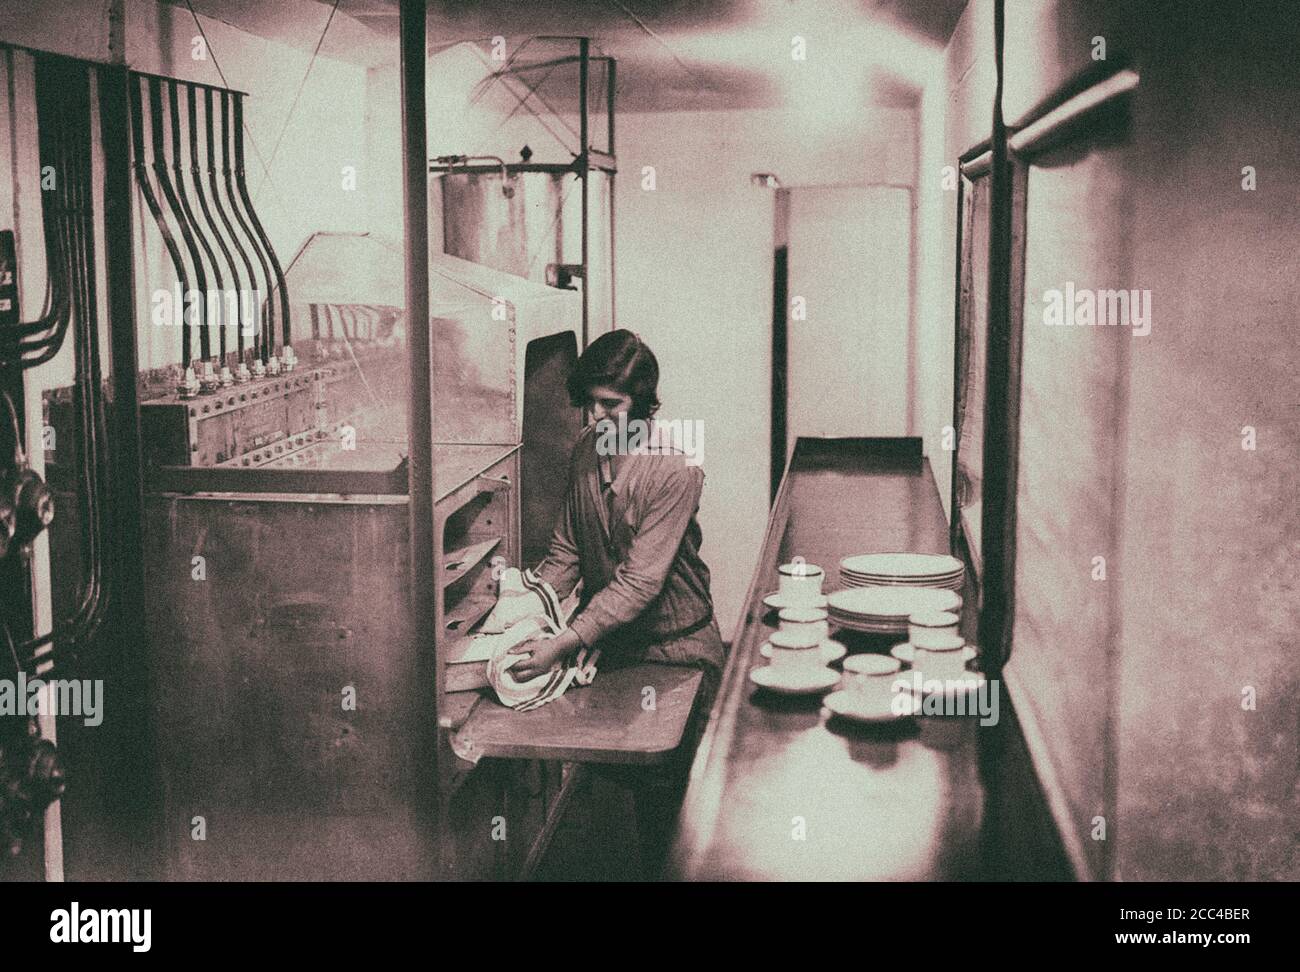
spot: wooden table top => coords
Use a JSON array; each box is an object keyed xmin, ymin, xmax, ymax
[
  {"xmin": 668, "ymin": 438, "xmax": 988, "ymax": 881},
  {"xmin": 452, "ymin": 664, "xmax": 704, "ymax": 766}
]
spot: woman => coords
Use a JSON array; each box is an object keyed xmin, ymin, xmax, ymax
[{"xmin": 508, "ymin": 329, "xmax": 725, "ymax": 877}]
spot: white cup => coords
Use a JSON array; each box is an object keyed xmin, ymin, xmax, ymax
[
  {"xmin": 841, "ymin": 653, "xmax": 903, "ymax": 696},
  {"xmin": 778, "ymin": 606, "xmax": 829, "ymax": 644},
  {"xmin": 767, "ymin": 638, "xmax": 826, "ymax": 671},
  {"xmin": 778, "ymin": 562, "xmax": 824, "ymax": 604},
  {"xmin": 909, "ymin": 610, "xmax": 961, "ymax": 648},
  {"xmin": 912, "ymin": 633, "xmax": 969, "ymax": 679}
]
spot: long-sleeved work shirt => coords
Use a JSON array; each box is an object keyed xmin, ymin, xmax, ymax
[{"xmin": 534, "ymin": 422, "xmax": 723, "ymax": 676}]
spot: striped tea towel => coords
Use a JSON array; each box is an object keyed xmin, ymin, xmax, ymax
[
  {"xmin": 479, "ymin": 567, "xmax": 546, "ymax": 635},
  {"xmin": 483, "ymin": 568, "xmax": 599, "ymax": 712}
]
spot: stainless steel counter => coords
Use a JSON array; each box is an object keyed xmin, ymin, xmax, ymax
[{"xmin": 668, "ymin": 438, "xmax": 990, "ymax": 881}]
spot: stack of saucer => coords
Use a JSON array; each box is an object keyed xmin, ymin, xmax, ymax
[
  {"xmin": 827, "ymin": 586, "xmax": 962, "ymax": 635},
  {"xmin": 750, "ymin": 606, "xmax": 844, "ymax": 695},
  {"xmin": 839, "ymin": 553, "xmax": 964, "ymax": 592}
]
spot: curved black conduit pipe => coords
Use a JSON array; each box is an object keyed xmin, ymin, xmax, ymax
[
  {"xmin": 220, "ymin": 89, "xmax": 273, "ymax": 362},
  {"xmin": 3, "ymin": 55, "xmax": 73, "ymax": 366},
  {"xmin": 168, "ymin": 80, "xmax": 223, "ymax": 365},
  {"xmin": 42, "ymin": 58, "xmax": 108, "ymax": 664},
  {"xmin": 130, "ymin": 75, "xmax": 192, "ymax": 370},
  {"xmin": 204, "ymin": 87, "xmax": 258, "ymax": 365},
  {"xmin": 232, "ymin": 94, "xmax": 291, "ymax": 353},
  {"xmin": 5, "ymin": 54, "xmax": 107, "ymax": 675},
  {"xmin": 187, "ymin": 83, "xmax": 241, "ymax": 367},
  {"xmin": 61, "ymin": 65, "xmax": 101, "ymax": 647},
  {"xmin": 9, "ymin": 57, "xmax": 108, "ymax": 671},
  {"xmin": 67, "ymin": 68, "xmax": 110, "ymax": 650},
  {"xmin": 0, "ymin": 52, "xmax": 61, "ymax": 350},
  {"xmin": 148, "ymin": 75, "xmax": 209, "ymax": 363}
]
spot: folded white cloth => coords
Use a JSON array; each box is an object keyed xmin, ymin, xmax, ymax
[
  {"xmin": 479, "ymin": 567, "xmax": 546, "ymax": 635},
  {"xmin": 482, "ymin": 568, "xmax": 599, "ymax": 712}
]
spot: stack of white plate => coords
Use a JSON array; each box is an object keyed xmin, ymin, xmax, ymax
[
  {"xmin": 827, "ymin": 586, "xmax": 962, "ymax": 635},
  {"xmin": 839, "ymin": 552, "xmax": 965, "ymax": 592}
]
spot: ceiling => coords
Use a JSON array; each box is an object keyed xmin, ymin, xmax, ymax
[{"xmin": 163, "ymin": 0, "xmax": 968, "ymax": 110}]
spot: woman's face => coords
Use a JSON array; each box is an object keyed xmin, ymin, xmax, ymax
[{"xmin": 587, "ymin": 384, "xmax": 633, "ymax": 425}]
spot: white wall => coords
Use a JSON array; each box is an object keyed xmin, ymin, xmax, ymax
[
  {"xmin": 612, "ymin": 106, "xmax": 916, "ymax": 638},
  {"xmin": 785, "ymin": 185, "xmax": 913, "ymax": 450},
  {"xmin": 915, "ymin": 75, "xmax": 955, "ymax": 518}
]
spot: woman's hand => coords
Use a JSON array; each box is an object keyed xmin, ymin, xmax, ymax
[{"xmin": 507, "ymin": 629, "xmax": 581, "ymax": 681}]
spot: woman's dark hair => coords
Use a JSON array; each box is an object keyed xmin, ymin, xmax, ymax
[{"xmin": 567, "ymin": 329, "xmax": 660, "ymax": 419}]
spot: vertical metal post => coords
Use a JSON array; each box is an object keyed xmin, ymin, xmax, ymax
[
  {"xmin": 100, "ymin": 60, "xmax": 164, "ymax": 878},
  {"xmin": 977, "ymin": 0, "xmax": 1015, "ymax": 674},
  {"xmin": 400, "ymin": 0, "xmax": 437, "ymax": 801},
  {"xmin": 770, "ymin": 188, "xmax": 790, "ymax": 502},
  {"xmin": 606, "ymin": 57, "xmax": 616, "ymax": 327},
  {"xmin": 578, "ymin": 37, "xmax": 590, "ymax": 348},
  {"xmin": 948, "ymin": 176, "xmax": 966, "ymax": 553}
]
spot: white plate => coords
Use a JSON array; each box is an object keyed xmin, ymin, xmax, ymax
[
  {"xmin": 749, "ymin": 664, "xmax": 840, "ymax": 696},
  {"xmin": 760, "ymin": 639, "xmax": 847, "ymax": 663},
  {"xmin": 823, "ymin": 688, "xmax": 922, "ymax": 723},
  {"xmin": 830, "ymin": 613, "xmax": 918, "ymax": 626},
  {"xmin": 891, "ymin": 643, "xmax": 978, "ymax": 665},
  {"xmin": 842, "ymin": 569, "xmax": 967, "ymax": 576},
  {"xmin": 830, "ymin": 623, "xmax": 909, "ymax": 634},
  {"xmin": 839, "ymin": 553, "xmax": 964, "ymax": 578},
  {"xmin": 841, "ymin": 577, "xmax": 964, "ymax": 591},
  {"xmin": 828, "ymin": 586, "xmax": 962, "ymax": 619},
  {"xmin": 762, "ymin": 591, "xmax": 829, "ymax": 611},
  {"xmin": 842, "ymin": 576, "xmax": 967, "ymax": 584}
]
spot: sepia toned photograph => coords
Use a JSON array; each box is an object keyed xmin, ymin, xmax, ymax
[{"xmin": 0, "ymin": 0, "xmax": 1295, "ymax": 949}]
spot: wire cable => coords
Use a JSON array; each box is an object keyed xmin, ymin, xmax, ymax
[{"xmin": 256, "ymin": 0, "xmax": 341, "ymax": 199}]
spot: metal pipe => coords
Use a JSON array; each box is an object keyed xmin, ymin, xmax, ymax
[
  {"xmin": 977, "ymin": 0, "xmax": 1015, "ymax": 673},
  {"xmin": 127, "ymin": 68, "xmax": 248, "ymax": 99},
  {"xmin": 147, "ymin": 76, "xmax": 210, "ymax": 362},
  {"xmin": 167, "ymin": 80, "xmax": 222, "ymax": 363},
  {"xmin": 432, "ymin": 154, "xmax": 514, "ymax": 196},
  {"xmin": 607, "ymin": 56, "xmax": 616, "ymax": 326},
  {"xmin": 68, "ymin": 65, "xmax": 108, "ymax": 648},
  {"xmin": 5, "ymin": 54, "xmax": 74, "ymax": 365},
  {"xmin": 492, "ymin": 53, "xmax": 615, "ymax": 73},
  {"xmin": 579, "ymin": 37, "xmax": 589, "ymax": 348},
  {"xmin": 232, "ymin": 94, "xmax": 291, "ymax": 352},
  {"xmin": 399, "ymin": 0, "xmax": 437, "ymax": 807},
  {"xmin": 10, "ymin": 59, "xmax": 109, "ymax": 660},
  {"xmin": 204, "ymin": 87, "xmax": 258, "ymax": 364},
  {"xmin": 1, "ymin": 60, "xmax": 67, "ymax": 342},
  {"xmin": 98, "ymin": 58, "xmax": 163, "ymax": 878},
  {"xmin": 186, "ymin": 82, "xmax": 242, "ymax": 367},
  {"xmin": 220, "ymin": 89, "xmax": 273, "ymax": 362}
]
